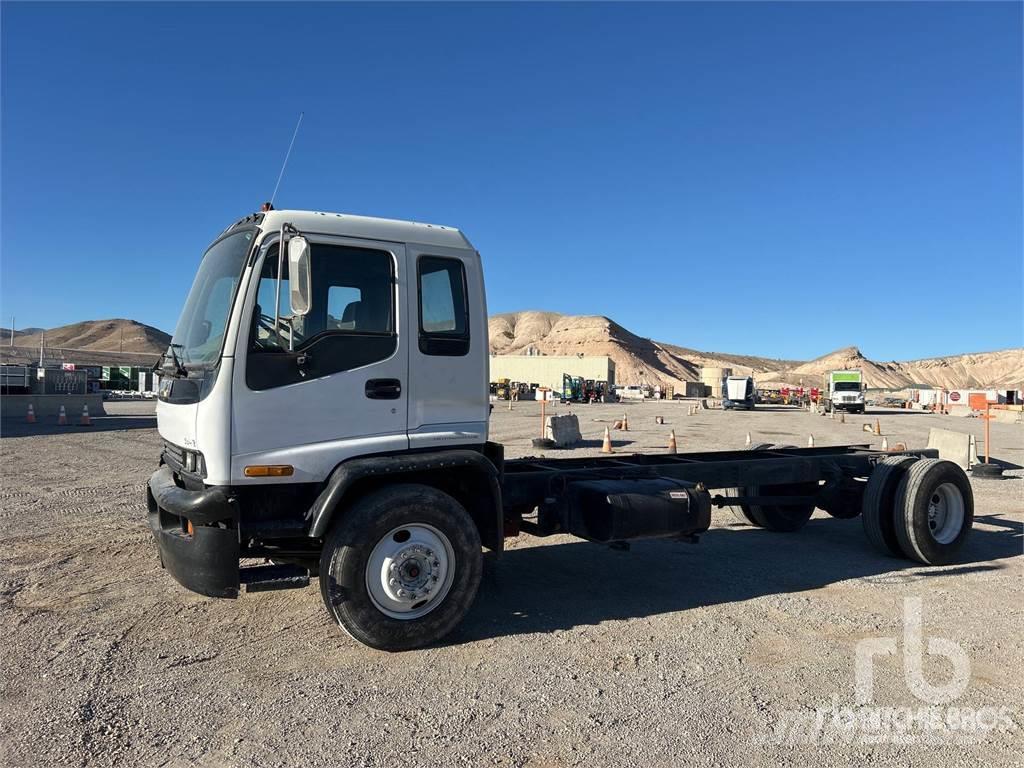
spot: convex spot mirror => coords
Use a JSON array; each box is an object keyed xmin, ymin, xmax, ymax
[{"xmin": 288, "ymin": 236, "xmax": 312, "ymax": 316}]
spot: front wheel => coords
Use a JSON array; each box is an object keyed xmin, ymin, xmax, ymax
[{"xmin": 319, "ymin": 483, "xmax": 483, "ymax": 651}]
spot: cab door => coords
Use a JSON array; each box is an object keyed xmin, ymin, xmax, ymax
[
  {"xmin": 230, "ymin": 235, "xmax": 408, "ymax": 483},
  {"xmin": 405, "ymin": 245, "xmax": 489, "ymax": 449}
]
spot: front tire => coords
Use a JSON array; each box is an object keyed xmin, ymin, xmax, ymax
[{"xmin": 319, "ymin": 483, "xmax": 483, "ymax": 651}]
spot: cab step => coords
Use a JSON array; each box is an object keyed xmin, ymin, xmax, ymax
[{"xmin": 240, "ymin": 564, "xmax": 310, "ymax": 593}]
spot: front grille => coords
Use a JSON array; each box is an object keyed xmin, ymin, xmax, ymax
[{"xmin": 162, "ymin": 440, "xmax": 186, "ymax": 471}]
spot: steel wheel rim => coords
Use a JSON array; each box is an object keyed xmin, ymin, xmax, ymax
[
  {"xmin": 365, "ymin": 523, "xmax": 456, "ymax": 620},
  {"xmin": 927, "ymin": 482, "xmax": 965, "ymax": 545}
]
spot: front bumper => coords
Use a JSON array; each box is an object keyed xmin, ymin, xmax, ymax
[
  {"xmin": 723, "ymin": 400, "xmax": 754, "ymax": 410},
  {"xmin": 834, "ymin": 401, "xmax": 864, "ymax": 411},
  {"xmin": 147, "ymin": 466, "xmax": 240, "ymax": 598}
]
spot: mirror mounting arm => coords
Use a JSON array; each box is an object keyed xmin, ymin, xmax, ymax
[{"xmin": 272, "ymin": 222, "xmax": 299, "ymax": 350}]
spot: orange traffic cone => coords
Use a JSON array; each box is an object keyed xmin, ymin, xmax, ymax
[
  {"xmin": 57, "ymin": 405, "xmax": 68, "ymax": 426},
  {"xmin": 622, "ymin": 413, "xmax": 629, "ymax": 431},
  {"xmin": 601, "ymin": 426, "xmax": 613, "ymax": 454},
  {"xmin": 873, "ymin": 419, "xmax": 881, "ymax": 436},
  {"xmin": 79, "ymin": 404, "xmax": 91, "ymax": 426},
  {"xmin": 668, "ymin": 430, "xmax": 677, "ymax": 454},
  {"xmin": 26, "ymin": 403, "xmax": 36, "ymax": 424}
]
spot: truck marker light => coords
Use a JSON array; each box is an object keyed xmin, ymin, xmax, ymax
[{"xmin": 244, "ymin": 465, "xmax": 294, "ymax": 477}]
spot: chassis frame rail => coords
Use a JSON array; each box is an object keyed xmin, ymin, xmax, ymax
[{"xmin": 499, "ymin": 444, "xmax": 938, "ymax": 509}]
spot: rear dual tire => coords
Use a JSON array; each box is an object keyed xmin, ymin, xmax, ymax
[
  {"xmin": 729, "ymin": 443, "xmax": 816, "ymax": 532},
  {"xmin": 861, "ymin": 455, "xmax": 916, "ymax": 557},
  {"xmin": 861, "ymin": 458, "xmax": 973, "ymax": 565},
  {"xmin": 894, "ymin": 459, "xmax": 973, "ymax": 565}
]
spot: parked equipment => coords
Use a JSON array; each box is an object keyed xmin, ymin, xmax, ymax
[
  {"xmin": 722, "ymin": 375, "xmax": 755, "ymax": 410},
  {"xmin": 560, "ymin": 373, "xmax": 585, "ymax": 403},
  {"xmin": 823, "ymin": 370, "xmax": 865, "ymax": 413},
  {"xmin": 146, "ymin": 208, "xmax": 975, "ymax": 651}
]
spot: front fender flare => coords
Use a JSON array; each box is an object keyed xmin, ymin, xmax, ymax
[{"xmin": 306, "ymin": 450, "xmax": 503, "ymax": 550}]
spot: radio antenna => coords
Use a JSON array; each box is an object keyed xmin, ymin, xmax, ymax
[{"xmin": 269, "ymin": 112, "xmax": 304, "ymax": 208}]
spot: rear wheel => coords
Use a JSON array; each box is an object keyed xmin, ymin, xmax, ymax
[
  {"xmin": 727, "ymin": 443, "xmax": 776, "ymax": 526},
  {"xmin": 319, "ymin": 483, "xmax": 483, "ymax": 651},
  {"xmin": 893, "ymin": 459, "xmax": 973, "ymax": 565},
  {"xmin": 746, "ymin": 482, "xmax": 817, "ymax": 532},
  {"xmin": 861, "ymin": 455, "xmax": 916, "ymax": 557},
  {"xmin": 729, "ymin": 444, "xmax": 812, "ymax": 529}
]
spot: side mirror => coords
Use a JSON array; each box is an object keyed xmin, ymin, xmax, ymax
[{"xmin": 287, "ymin": 236, "xmax": 312, "ymax": 316}]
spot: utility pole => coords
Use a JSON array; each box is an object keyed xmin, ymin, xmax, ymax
[
  {"xmin": 120, "ymin": 327, "xmax": 124, "ymax": 353},
  {"xmin": 9, "ymin": 315, "xmax": 13, "ymax": 347},
  {"xmin": 39, "ymin": 330, "xmax": 45, "ymax": 367}
]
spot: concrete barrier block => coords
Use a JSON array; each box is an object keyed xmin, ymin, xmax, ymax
[
  {"xmin": 926, "ymin": 427, "xmax": 977, "ymax": 469},
  {"xmin": 1, "ymin": 394, "xmax": 107, "ymax": 422},
  {"xmin": 545, "ymin": 414, "xmax": 581, "ymax": 447}
]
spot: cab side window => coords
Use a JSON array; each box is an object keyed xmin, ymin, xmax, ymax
[
  {"xmin": 418, "ymin": 256, "xmax": 469, "ymax": 356},
  {"xmin": 247, "ymin": 243, "xmax": 396, "ymax": 390}
]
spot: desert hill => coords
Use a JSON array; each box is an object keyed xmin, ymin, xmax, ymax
[
  {"xmin": 11, "ymin": 319, "xmax": 171, "ymax": 354},
  {"xmin": 490, "ymin": 311, "xmax": 1023, "ymax": 390},
  {"xmin": 2, "ymin": 314, "xmax": 1018, "ymax": 390},
  {"xmin": 0, "ymin": 319, "xmax": 170, "ymax": 366}
]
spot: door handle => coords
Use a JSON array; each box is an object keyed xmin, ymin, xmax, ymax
[{"xmin": 365, "ymin": 378, "xmax": 402, "ymax": 400}]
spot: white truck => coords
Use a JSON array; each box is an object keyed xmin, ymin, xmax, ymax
[
  {"xmin": 823, "ymin": 369, "xmax": 866, "ymax": 414},
  {"xmin": 722, "ymin": 375, "xmax": 755, "ymax": 410},
  {"xmin": 148, "ymin": 208, "xmax": 974, "ymax": 651}
]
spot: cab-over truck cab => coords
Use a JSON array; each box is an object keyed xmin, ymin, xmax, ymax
[{"xmin": 150, "ymin": 210, "xmax": 499, "ymax": 650}]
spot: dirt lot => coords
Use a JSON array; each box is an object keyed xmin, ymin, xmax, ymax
[{"xmin": 1, "ymin": 400, "xmax": 1021, "ymax": 767}]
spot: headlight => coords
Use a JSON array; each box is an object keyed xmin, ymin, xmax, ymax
[{"xmin": 184, "ymin": 451, "xmax": 196, "ymax": 472}]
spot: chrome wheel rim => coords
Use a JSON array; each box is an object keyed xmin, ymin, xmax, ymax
[
  {"xmin": 365, "ymin": 523, "xmax": 455, "ymax": 620},
  {"xmin": 927, "ymin": 482, "xmax": 965, "ymax": 545}
]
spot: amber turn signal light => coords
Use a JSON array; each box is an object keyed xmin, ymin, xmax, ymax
[{"xmin": 243, "ymin": 465, "xmax": 294, "ymax": 477}]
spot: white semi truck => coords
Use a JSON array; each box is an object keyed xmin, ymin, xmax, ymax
[
  {"xmin": 823, "ymin": 369, "xmax": 866, "ymax": 413},
  {"xmin": 148, "ymin": 209, "xmax": 974, "ymax": 650},
  {"xmin": 722, "ymin": 375, "xmax": 755, "ymax": 410}
]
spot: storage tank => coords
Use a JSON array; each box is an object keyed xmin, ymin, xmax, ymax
[{"xmin": 700, "ymin": 367, "xmax": 732, "ymax": 399}]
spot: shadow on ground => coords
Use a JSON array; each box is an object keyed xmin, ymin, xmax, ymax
[
  {"xmin": 452, "ymin": 513, "xmax": 1022, "ymax": 644},
  {"xmin": 1, "ymin": 414, "xmax": 157, "ymax": 437}
]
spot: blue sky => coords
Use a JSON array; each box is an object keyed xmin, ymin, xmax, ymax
[{"xmin": 2, "ymin": 1, "xmax": 1021, "ymax": 361}]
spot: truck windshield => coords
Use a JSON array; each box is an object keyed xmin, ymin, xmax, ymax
[
  {"xmin": 169, "ymin": 229, "xmax": 254, "ymax": 367},
  {"xmin": 834, "ymin": 381, "xmax": 861, "ymax": 391}
]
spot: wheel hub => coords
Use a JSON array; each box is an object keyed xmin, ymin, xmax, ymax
[
  {"xmin": 926, "ymin": 482, "xmax": 965, "ymax": 545},
  {"xmin": 366, "ymin": 524, "xmax": 455, "ymax": 620},
  {"xmin": 386, "ymin": 544, "xmax": 442, "ymax": 601}
]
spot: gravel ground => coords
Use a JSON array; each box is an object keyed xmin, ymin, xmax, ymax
[{"xmin": 1, "ymin": 399, "xmax": 1021, "ymax": 767}]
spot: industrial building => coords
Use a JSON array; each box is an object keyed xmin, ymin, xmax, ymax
[
  {"xmin": 700, "ymin": 367, "xmax": 732, "ymax": 399},
  {"xmin": 489, "ymin": 354, "xmax": 615, "ymax": 392}
]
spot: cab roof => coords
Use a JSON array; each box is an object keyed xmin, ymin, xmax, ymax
[{"xmin": 237, "ymin": 209, "xmax": 473, "ymax": 251}]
